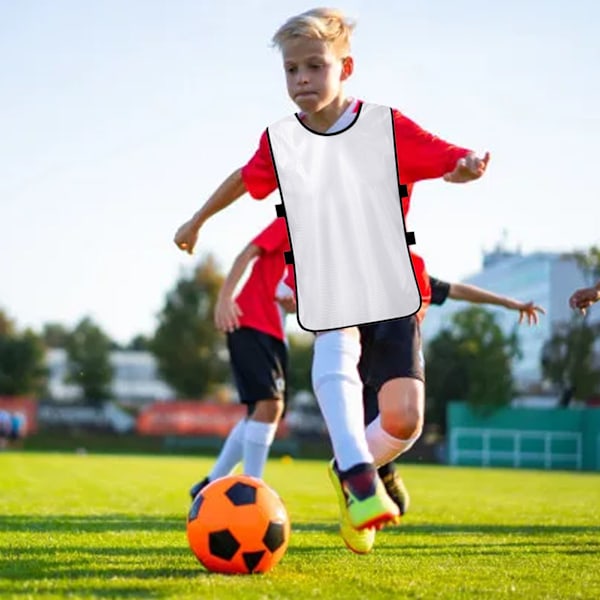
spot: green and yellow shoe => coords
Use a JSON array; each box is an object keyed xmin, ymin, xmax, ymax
[
  {"xmin": 327, "ymin": 461, "xmax": 376, "ymax": 553},
  {"xmin": 328, "ymin": 460, "xmax": 400, "ymax": 552}
]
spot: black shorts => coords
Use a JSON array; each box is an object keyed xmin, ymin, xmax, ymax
[
  {"xmin": 227, "ymin": 327, "xmax": 288, "ymax": 411},
  {"xmin": 359, "ymin": 316, "xmax": 424, "ymax": 426},
  {"xmin": 358, "ymin": 315, "xmax": 425, "ymax": 391}
]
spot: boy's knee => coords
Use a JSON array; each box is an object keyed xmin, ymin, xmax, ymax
[
  {"xmin": 251, "ymin": 398, "xmax": 284, "ymax": 423},
  {"xmin": 379, "ymin": 378, "xmax": 424, "ymax": 440}
]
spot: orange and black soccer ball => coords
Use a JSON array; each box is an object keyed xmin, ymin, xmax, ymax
[{"xmin": 186, "ymin": 474, "xmax": 290, "ymax": 575}]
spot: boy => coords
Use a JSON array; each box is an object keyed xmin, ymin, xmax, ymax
[
  {"xmin": 569, "ymin": 282, "xmax": 600, "ymax": 315},
  {"xmin": 189, "ymin": 218, "xmax": 292, "ymax": 499},
  {"xmin": 175, "ymin": 8, "xmax": 489, "ymax": 531}
]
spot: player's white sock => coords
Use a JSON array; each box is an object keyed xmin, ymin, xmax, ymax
[
  {"xmin": 312, "ymin": 329, "xmax": 373, "ymax": 472},
  {"xmin": 365, "ymin": 415, "xmax": 420, "ymax": 467},
  {"xmin": 208, "ymin": 417, "xmax": 246, "ymax": 480},
  {"xmin": 243, "ymin": 420, "xmax": 278, "ymax": 479}
]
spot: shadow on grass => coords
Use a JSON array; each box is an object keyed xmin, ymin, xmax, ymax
[
  {"xmin": 290, "ymin": 521, "xmax": 600, "ymax": 537},
  {"xmin": 0, "ymin": 514, "xmax": 184, "ymax": 533}
]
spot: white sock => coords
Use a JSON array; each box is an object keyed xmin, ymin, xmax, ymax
[
  {"xmin": 208, "ymin": 418, "xmax": 246, "ymax": 480},
  {"xmin": 365, "ymin": 415, "xmax": 420, "ymax": 467},
  {"xmin": 243, "ymin": 420, "xmax": 278, "ymax": 479},
  {"xmin": 312, "ymin": 329, "xmax": 373, "ymax": 471}
]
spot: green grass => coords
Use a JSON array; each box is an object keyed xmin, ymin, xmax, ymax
[{"xmin": 1, "ymin": 452, "xmax": 599, "ymax": 599}]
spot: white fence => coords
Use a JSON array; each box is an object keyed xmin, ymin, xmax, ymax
[{"xmin": 449, "ymin": 428, "xmax": 582, "ymax": 470}]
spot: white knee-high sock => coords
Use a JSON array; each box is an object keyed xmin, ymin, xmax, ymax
[
  {"xmin": 312, "ymin": 330, "xmax": 373, "ymax": 472},
  {"xmin": 365, "ymin": 415, "xmax": 421, "ymax": 467},
  {"xmin": 208, "ymin": 418, "xmax": 246, "ymax": 480},
  {"xmin": 243, "ymin": 420, "xmax": 279, "ymax": 479}
]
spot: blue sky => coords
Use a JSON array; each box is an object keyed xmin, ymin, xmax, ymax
[{"xmin": 1, "ymin": 0, "xmax": 598, "ymax": 343}]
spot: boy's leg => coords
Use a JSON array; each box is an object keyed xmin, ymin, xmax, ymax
[
  {"xmin": 312, "ymin": 329, "xmax": 399, "ymax": 533},
  {"xmin": 360, "ymin": 317, "xmax": 425, "ymax": 514},
  {"xmin": 232, "ymin": 327, "xmax": 287, "ymax": 479},
  {"xmin": 190, "ymin": 327, "xmax": 284, "ymax": 497}
]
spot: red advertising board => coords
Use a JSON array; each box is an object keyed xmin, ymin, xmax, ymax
[{"xmin": 137, "ymin": 401, "xmax": 289, "ymax": 438}]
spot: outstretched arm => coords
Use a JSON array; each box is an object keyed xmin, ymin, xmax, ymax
[
  {"xmin": 448, "ymin": 282, "xmax": 545, "ymax": 325},
  {"xmin": 569, "ymin": 282, "xmax": 600, "ymax": 315},
  {"xmin": 214, "ymin": 243, "xmax": 262, "ymax": 333},
  {"xmin": 174, "ymin": 169, "xmax": 247, "ymax": 255}
]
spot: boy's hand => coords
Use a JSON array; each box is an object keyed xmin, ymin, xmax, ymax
[
  {"xmin": 569, "ymin": 286, "xmax": 600, "ymax": 315},
  {"xmin": 277, "ymin": 294, "xmax": 297, "ymax": 314},
  {"xmin": 174, "ymin": 219, "xmax": 200, "ymax": 255},
  {"xmin": 444, "ymin": 152, "xmax": 490, "ymax": 183},
  {"xmin": 215, "ymin": 296, "xmax": 243, "ymax": 333},
  {"xmin": 511, "ymin": 301, "xmax": 546, "ymax": 325}
]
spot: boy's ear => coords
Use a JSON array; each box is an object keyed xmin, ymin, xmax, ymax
[{"xmin": 341, "ymin": 56, "xmax": 354, "ymax": 80}]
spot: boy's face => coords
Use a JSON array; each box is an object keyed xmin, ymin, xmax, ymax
[{"xmin": 281, "ymin": 37, "xmax": 351, "ymax": 114}]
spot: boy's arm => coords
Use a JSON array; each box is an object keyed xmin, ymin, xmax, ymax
[
  {"xmin": 175, "ymin": 169, "xmax": 246, "ymax": 255},
  {"xmin": 175, "ymin": 131, "xmax": 278, "ymax": 255},
  {"xmin": 215, "ymin": 243, "xmax": 262, "ymax": 333},
  {"xmin": 393, "ymin": 111, "xmax": 490, "ymax": 184},
  {"xmin": 449, "ymin": 282, "xmax": 545, "ymax": 325},
  {"xmin": 569, "ymin": 281, "xmax": 600, "ymax": 315}
]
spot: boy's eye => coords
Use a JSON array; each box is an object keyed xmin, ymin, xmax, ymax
[
  {"xmin": 286, "ymin": 66, "xmax": 297, "ymax": 74},
  {"xmin": 309, "ymin": 64, "xmax": 322, "ymax": 70}
]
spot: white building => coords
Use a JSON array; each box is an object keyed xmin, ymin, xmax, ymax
[
  {"xmin": 46, "ymin": 348, "xmax": 175, "ymax": 404},
  {"xmin": 422, "ymin": 247, "xmax": 599, "ymax": 390}
]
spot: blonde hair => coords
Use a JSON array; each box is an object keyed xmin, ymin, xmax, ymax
[{"xmin": 272, "ymin": 8, "xmax": 356, "ymax": 56}]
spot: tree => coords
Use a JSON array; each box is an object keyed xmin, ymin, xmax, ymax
[
  {"xmin": 127, "ymin": 334, "xmax": 152, "ymax": 351},
  {"xmin": 151, "ymin": 255, "xmax": 229, "ymax": 398},
  {"xmin": 569, "ymin": 245, "xmax": 600, "ymax": 284},
  {"xmin": 286, "ymin": 333, "xmax": 313, "ymax": 396},
  {"xmin": 0, "ymin": 310, "xmax": 47, "ymax": 396},
  {"xmin": 541, "ymin": 317, "xmax": 600, "ymax": 406},
  {"xmin": 41, "ymin": 322, "xmax": 70, "ymax": 348},
  {"xmin": 64, "ymin": 317, "xmax": 114, "ymax": 405},
  {"xmin": 425, "ymin": 306, "xmax": 520, "ymax": 429}
]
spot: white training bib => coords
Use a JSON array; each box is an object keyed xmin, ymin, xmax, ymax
[{"xmin": 267, "ymin": 102, "xmax": 421, "ymax": 332}]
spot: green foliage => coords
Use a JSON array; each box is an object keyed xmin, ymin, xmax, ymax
[
  {"xmin": 126, "ymin": 334, "xmax": 152, "ymax": 351},
  {"xmin": 0, "ymin": 310, "xmax": 47, "ymax": 396},
  {"xmin": 151, "ymin": 254, "xmax": 229, "ymax": 398},
  {"xmin": 569, "ymin": 245, "xmax": 600, "ymax": 282},
  {"xmin": 426, "ymin": 306, "xmax": 520, "ymax": 427},
  {"xmin": 286, "ymin": 333, "xmax": 313, "ymax": 395},
  {"xmin": 41, "ymin": 322, "xmax": 70, "ymax": 348},
  {"xmin": 64, "ymin": 317, "xmax": 114, "ymax": 405},
  {"xmin": 541, "ymin": 317, "xmax": 600, "ymax": 401}
]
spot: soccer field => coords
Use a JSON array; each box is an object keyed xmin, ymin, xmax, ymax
[{"xmin": 1, "ymin": 453, "xmax": 599, "ymax": 599}]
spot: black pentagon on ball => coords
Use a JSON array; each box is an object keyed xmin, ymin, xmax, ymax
[
  {"xmin": 188, "ymin": 494, "xmax": 204, "ymax": 522},
  {"xmin": 209, "ymin": 529, "xmax": 240, "ymax": 561},
  {"xmin": 225, "ymin": 481, "xmax": 257, "ymax": 506},
  {"xmin": 262, "ymin": 521, "xmax": 286, "ymax": 552},
  {"xmin": 242, "ymin": 550, "xmax": 265, "ymax": 573}
]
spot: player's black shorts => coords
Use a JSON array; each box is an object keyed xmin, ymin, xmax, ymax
[
  {"xmin": 226, "ymin": 327, "xmax": 288, "ymax": 413},
  {"xmin": 358, "ymin": 315, "xmax": 425, "ymax": 391},
  {"xmin": 359, "ymin": 316, "xmax": 425, "ymax": 426}
]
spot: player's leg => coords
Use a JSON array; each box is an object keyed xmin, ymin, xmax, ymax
[
  {"xmin": 190, "ymin": 327, "xmax": 283, "ymax": 498},
  {"xmin": 312, "ymin": 328, "xmax": 399, "ymax": 536},
  {"xmin": 242, "ymin": 332, "xmax": 287, "ymax": 478},
  {"xmin": 361, "ymin": 317, "xmax": 425, "ymax": 514}
]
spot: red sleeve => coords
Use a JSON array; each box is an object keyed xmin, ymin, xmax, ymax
[
  {"xmin": 241, "ymin": 130, "xmax": 278, "ymax": 200},
  {"xmin": 393, "ymin": 110, "xmax": 471, "ymax": 183},
  {"xmin": 250, "ymin": 217, "xmax": 290, "ymax": 253}
]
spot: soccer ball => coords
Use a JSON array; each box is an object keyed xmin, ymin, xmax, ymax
[{"xmin": 186, "ymin": 474, "xmax": 290, "ymax": 574}]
